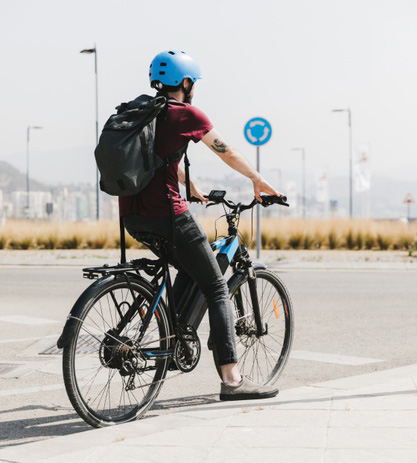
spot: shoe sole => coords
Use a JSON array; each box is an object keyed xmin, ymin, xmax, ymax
[{"xmin": 219, "ymin": 389, "xmax": 279, "ymax": 401}]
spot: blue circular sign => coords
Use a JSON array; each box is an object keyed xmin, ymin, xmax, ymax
[{"xmin": 244, "ymin": 117, "xmax": 272, "ymax": 146}]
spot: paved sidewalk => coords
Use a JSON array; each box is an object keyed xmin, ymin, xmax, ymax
[
  {"xmin": 0, "ymin": 249, "xmax": 415, "ymax": 270},
  {"xmin": 1, "ymin": 364, "xmax": 417, "ymax": 463}
]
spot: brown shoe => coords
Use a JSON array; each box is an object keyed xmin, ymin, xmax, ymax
[{"xmin": 220, "ymin": 376, "xmax": 279, "ymax": 401}]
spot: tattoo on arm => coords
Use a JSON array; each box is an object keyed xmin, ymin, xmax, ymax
[{"xmin": 210, "ymin": 138, "xmax": 228, "ymax": 154}]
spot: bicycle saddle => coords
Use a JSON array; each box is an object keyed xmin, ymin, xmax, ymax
[{"xmin": 133, "ymin": 231, "xmax": 169, "ymax": 256}]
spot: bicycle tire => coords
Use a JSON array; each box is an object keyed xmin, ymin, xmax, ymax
[
  {"xmin": 213, "ymin": 268, "xmax": 294, "ymax": 385},
  {"xmin": 63, "ymin": 276, "xmax": 170, "ymax": 428}
]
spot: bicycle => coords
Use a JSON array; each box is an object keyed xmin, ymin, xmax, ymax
[{"xmin": 57, "ymin": 190, "xmax": 294, "ymax": 428}]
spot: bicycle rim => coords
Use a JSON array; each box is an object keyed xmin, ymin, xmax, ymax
[
  {"xmin": 63, "ymin": 278, "xmax": 169, "ymax": 427},
  {"xmin": 230, "ymin": 269, "xmax": 294, "ymax": 385}
]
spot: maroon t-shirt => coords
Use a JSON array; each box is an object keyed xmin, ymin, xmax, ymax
[{"xmin": 119, "ymin": 100, "xmax": 213, "ymax": 217}]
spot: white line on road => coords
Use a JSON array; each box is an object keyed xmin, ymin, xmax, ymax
[
  {"xmin": 0, "ymin": 382, "xmax": 65, "ymax": 397},
  {"xmin": 0, "ymin": 315, "xmax": 59, "ymax": 325},
  {"xmin": 0, "ymin": 335, "xmax": 47, "ymax": 344},
  {"xmin": 290, "ymin": 350, "xmax": 384, "ymax": 366}
]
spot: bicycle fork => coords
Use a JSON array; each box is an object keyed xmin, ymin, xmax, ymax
[{"xmin": 245, "ymin": 267, "xmax": 267, "ymax": 337}]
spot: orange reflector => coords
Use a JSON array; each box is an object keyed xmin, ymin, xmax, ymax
[{"xmin": 273, "ymin": 299, "xmax": 280, "ymax": 319}]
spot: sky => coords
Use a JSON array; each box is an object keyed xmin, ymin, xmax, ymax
[{"xmin": 1, "ymin": 0, "xmax": 417, "ymax": 198}]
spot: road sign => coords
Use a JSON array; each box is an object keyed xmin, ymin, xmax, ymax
[
  {"xmin": 244, "ymin": 117, "xmax": 272, "ymax": 146},
  {"xmin": 403, "ymin": 193, "xmax": 415, "ymax": 204}
]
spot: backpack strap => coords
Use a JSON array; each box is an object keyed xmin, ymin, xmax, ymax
[{"xmin": 162, "ymin": 143, "xmax": 189, "ymax": 249}]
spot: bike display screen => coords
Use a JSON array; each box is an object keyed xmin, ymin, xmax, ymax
[{"xmin": 208, "ymin": 190, "xmax": 226, "ymax": 201}]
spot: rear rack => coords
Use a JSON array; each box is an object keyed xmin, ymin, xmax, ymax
[{"xmin": 83, "ymin": 258, "xmax": 163, "ymax": 280}]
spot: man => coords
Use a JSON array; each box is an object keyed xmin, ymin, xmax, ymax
[{"xmin": 119, "ymin": 50, "xmax": 280, "ymax": 400}]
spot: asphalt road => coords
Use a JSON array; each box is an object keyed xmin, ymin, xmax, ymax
[{"xmin": 1, "ymin": 264, "xmax": 417, "ymax": 448}]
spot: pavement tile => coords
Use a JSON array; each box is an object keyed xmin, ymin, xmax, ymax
[
  {"xmin": 329, "ymin": 410, "xmax": 417, "ymax": 428},
  {"xmin": 324, "ymin": 449, "xmax": 417, "ymax": 463},
  {"xmin": 214, "ymin": 426, "xmax": 326, "ymax": 449},
  {"xmin": 206, "ymin": 447, "xmax": 325, "ymax": 463},
  {"xmin": 120, "ymin": 425, "xmax": 225, "ymax": 448},
  {"xmin": 228, "ymin": 408, "xmax": 330, "ymax": 428},
  {"xmin": 315, "ymin": 364, "xmax": 417, "ymax": 390},
  {"xmin": 327, "ymin": 427, "xmax": 417, "ymax": 449}
]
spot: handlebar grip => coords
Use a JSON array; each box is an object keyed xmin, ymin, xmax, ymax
[
  {"xmin": 188, "ymin": 196, "xmax": 203, "ymax": 203},
  {"xmin": 260, "ymin": 195, "xmax": 289, "ymax": 207}
]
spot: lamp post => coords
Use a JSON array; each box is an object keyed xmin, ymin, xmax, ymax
[
  {"xmin": 81, "ymin": 44, "xmax": 99, "ymax": 220},
  {"xmin": 26, "ymin": 125, "xmax": 43, "ymax": 218},
  {"xmin": 332, "ymin": 108, "xmax": 353, "ymax": 218},
  {"xmin": 292, "ymin": 147, "xmax": 306, "ymax": 219}
]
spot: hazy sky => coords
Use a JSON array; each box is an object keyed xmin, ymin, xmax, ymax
[{"xmin": 1, "ymin": 0, "xmax": 417, "ymax": 193}]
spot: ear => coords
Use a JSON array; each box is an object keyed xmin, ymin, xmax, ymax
[{"xmin": 182, "ymin": 78, "xmax": 191, "ymax": 90}]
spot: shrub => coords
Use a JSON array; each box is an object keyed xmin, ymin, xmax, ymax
[
  {"xmin": 345, "ymin": 230, "xmax": 355, "ymax": 250},
  {"xmin": 37, "ymin": 235, "xmax": 59, "ymax": 249},
  {"xmin": 314, "ymin": 233, "xmax": 325, "ymax": 249},
  {"xmin": 376, "ymin": 234, "xmax": 392, "ymax": 250},
  {"xmin": 328, "ymin": 231, "xmax": 338, "ymax": 249},
  {"xmin": 364, "ymin": 234, "xmax": 375, "ymax": 250},
  {"xmin": 408, "ymin": 241, "xmax": 417, "ymax": 257},
  {"xmin": 86, "ymin": 235, "xmax": 108, "ymax": 249},
  {"xmin": 0, "ymin": 236, "xmax": 7, "ymax": 249},
  {"xmin": 269, "ymin": 234, "xmax": 285, "ymax": 250},
  {"xmin": 20, "ymin": 237, "xmax": 33, "ymax": 250},
  {"xmin": 356, "ymin": 232, "xmax": 364, "ymax": 250},
  {"xmin": 289, "ymin": 233, "xmax": 303, "ymax": 249},
  {"xmin": 60, "ymin": 236, "xmax": 82, "ymax": 249},
  {"xmin": 303, "ymin": 233, "xmax": 314, "ymax": 250}
]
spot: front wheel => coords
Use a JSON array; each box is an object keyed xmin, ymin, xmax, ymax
[
  {"xmin": 63, "ymin": 277, "xmax": 170, "ymax": 428},
  {"xmin": 213, "ymin": 269, "xmax": 294, "ymax": 385}
]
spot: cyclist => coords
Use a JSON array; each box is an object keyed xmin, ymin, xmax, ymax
[{"xmin": 119, "ymin": 50, "xmax": 281, "ymax": 401}]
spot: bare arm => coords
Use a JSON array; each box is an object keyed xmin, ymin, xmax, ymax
[{"xmin": 201, "ymin": 128, "xmax": 281, "ymax": 201}]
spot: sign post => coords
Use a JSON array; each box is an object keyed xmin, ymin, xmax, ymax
[
  {"xmin": 244, "ymin": 117, "xmax": 272, "ymax": 259},
  {"xmin": 403, "ymin": 193, "xmax": 415, "ymax": 221}
]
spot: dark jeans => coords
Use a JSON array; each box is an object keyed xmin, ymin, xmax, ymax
[{"xmin": 123, "ymin": 211, "xmax": 237, "ymax": 366}]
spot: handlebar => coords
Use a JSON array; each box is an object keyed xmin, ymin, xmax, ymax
[{"xmin": 199, "ymin": 190, "xmax": 289, "ymax": 212}]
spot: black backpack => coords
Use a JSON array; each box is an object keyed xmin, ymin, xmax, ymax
[{"xmin": 95, "ymin": 94, "xmax": 186, "ymax": 196}]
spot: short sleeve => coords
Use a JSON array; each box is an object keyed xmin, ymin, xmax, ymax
[{"xmin": 180, "ymin": 105, "xmax": 214, "ymax": 143}]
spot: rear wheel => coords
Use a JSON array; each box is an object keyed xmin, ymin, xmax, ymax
[
  {"xmin": 63, "ymin": 277, "xmax": 170, "ymax": 428},
  {"xmin": 213, "ymin": 269, "xmax": 294, "ymax": 385}
]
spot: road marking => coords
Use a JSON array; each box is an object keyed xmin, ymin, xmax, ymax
[
  {"xmin": 0, "ymin": 360, "xmax": 51, "ymax": 378},
  {"xmin": 0, "ymin": 335, "xmax": 46, "ymax": 344},
  {"xmin": 290, "ymin": 350, "xmax": 384, "ymax": 366},
  {"xmin": 0, "ymin": 315, "xmax": 59, "ymax": 325},
  {"xmin": 18, "ymin": 335, "xmax": 61, "ymax": 358},
  {"xmin": 0, "ymin": 382, "xmax": 65, "ymax": 397}
]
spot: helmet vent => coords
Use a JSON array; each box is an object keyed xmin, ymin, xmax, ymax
[
  {"xmin": 160, "ymin": 62, "xmax": 167, "ymax": 66},
  {"xmin": 159, "ymin": 71, "xmax": 165, "ymax": 75},
  {"xmin": 150, "ymin": 64, "xmax": 152, "ymax": 68},
  {"xmin": 168, "ymin": 51, "xmax": 175, "ymax": 55}
]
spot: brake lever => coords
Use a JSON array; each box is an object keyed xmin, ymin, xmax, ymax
[{"xmin": 205, "ymin": 202, "xmax": 217, "ymax": 208}]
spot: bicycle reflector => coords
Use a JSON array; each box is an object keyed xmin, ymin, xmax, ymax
[{"xmin": 273, "ymin": 299, "xmax": 280, "ymax": 319}]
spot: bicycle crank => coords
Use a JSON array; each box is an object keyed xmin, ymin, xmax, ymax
[{"xmin": 174, "ymin": 325, "xmax": 201, "ymax": 373}]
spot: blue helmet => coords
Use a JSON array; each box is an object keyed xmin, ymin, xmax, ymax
[{"xmin": 149, "ymin": 50, "xmax": 202, "ymax": 88}]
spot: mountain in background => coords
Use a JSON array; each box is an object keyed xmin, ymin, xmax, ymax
[
  {"xmin": 0, "ymin": 161, "xmax": 48, "ymax": 193},
  {"xmin": 0, "ymin": 160, "xmax": 415, "ymax": 219}
]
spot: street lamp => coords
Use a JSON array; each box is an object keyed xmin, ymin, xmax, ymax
[
  {"xmin": 332, "ymin": 108, "xmax": 353, "ymax": 218},
  {"xmin": 80, "ymin": 44, "xmax": 99, "ymax": 220},
  {"xmin": 292, "ymin": 147, "xmax": 306, "ymax": 219},
  {"xmin": 26, "ymin": 125, "xmax": 43, "ymax": 218}
]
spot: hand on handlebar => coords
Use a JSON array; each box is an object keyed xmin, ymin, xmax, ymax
[
  {"xmin": 189, "ymin": 183, "xmax": 208, "ymax": 204},
  {"xmin": 253, "ymin": 176, "xmax": 283, "ymax": 202}
]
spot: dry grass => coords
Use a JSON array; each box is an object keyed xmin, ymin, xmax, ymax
[{"xmin": 0, "ymin": 218, "xmax": 416, "ymax": 251}]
